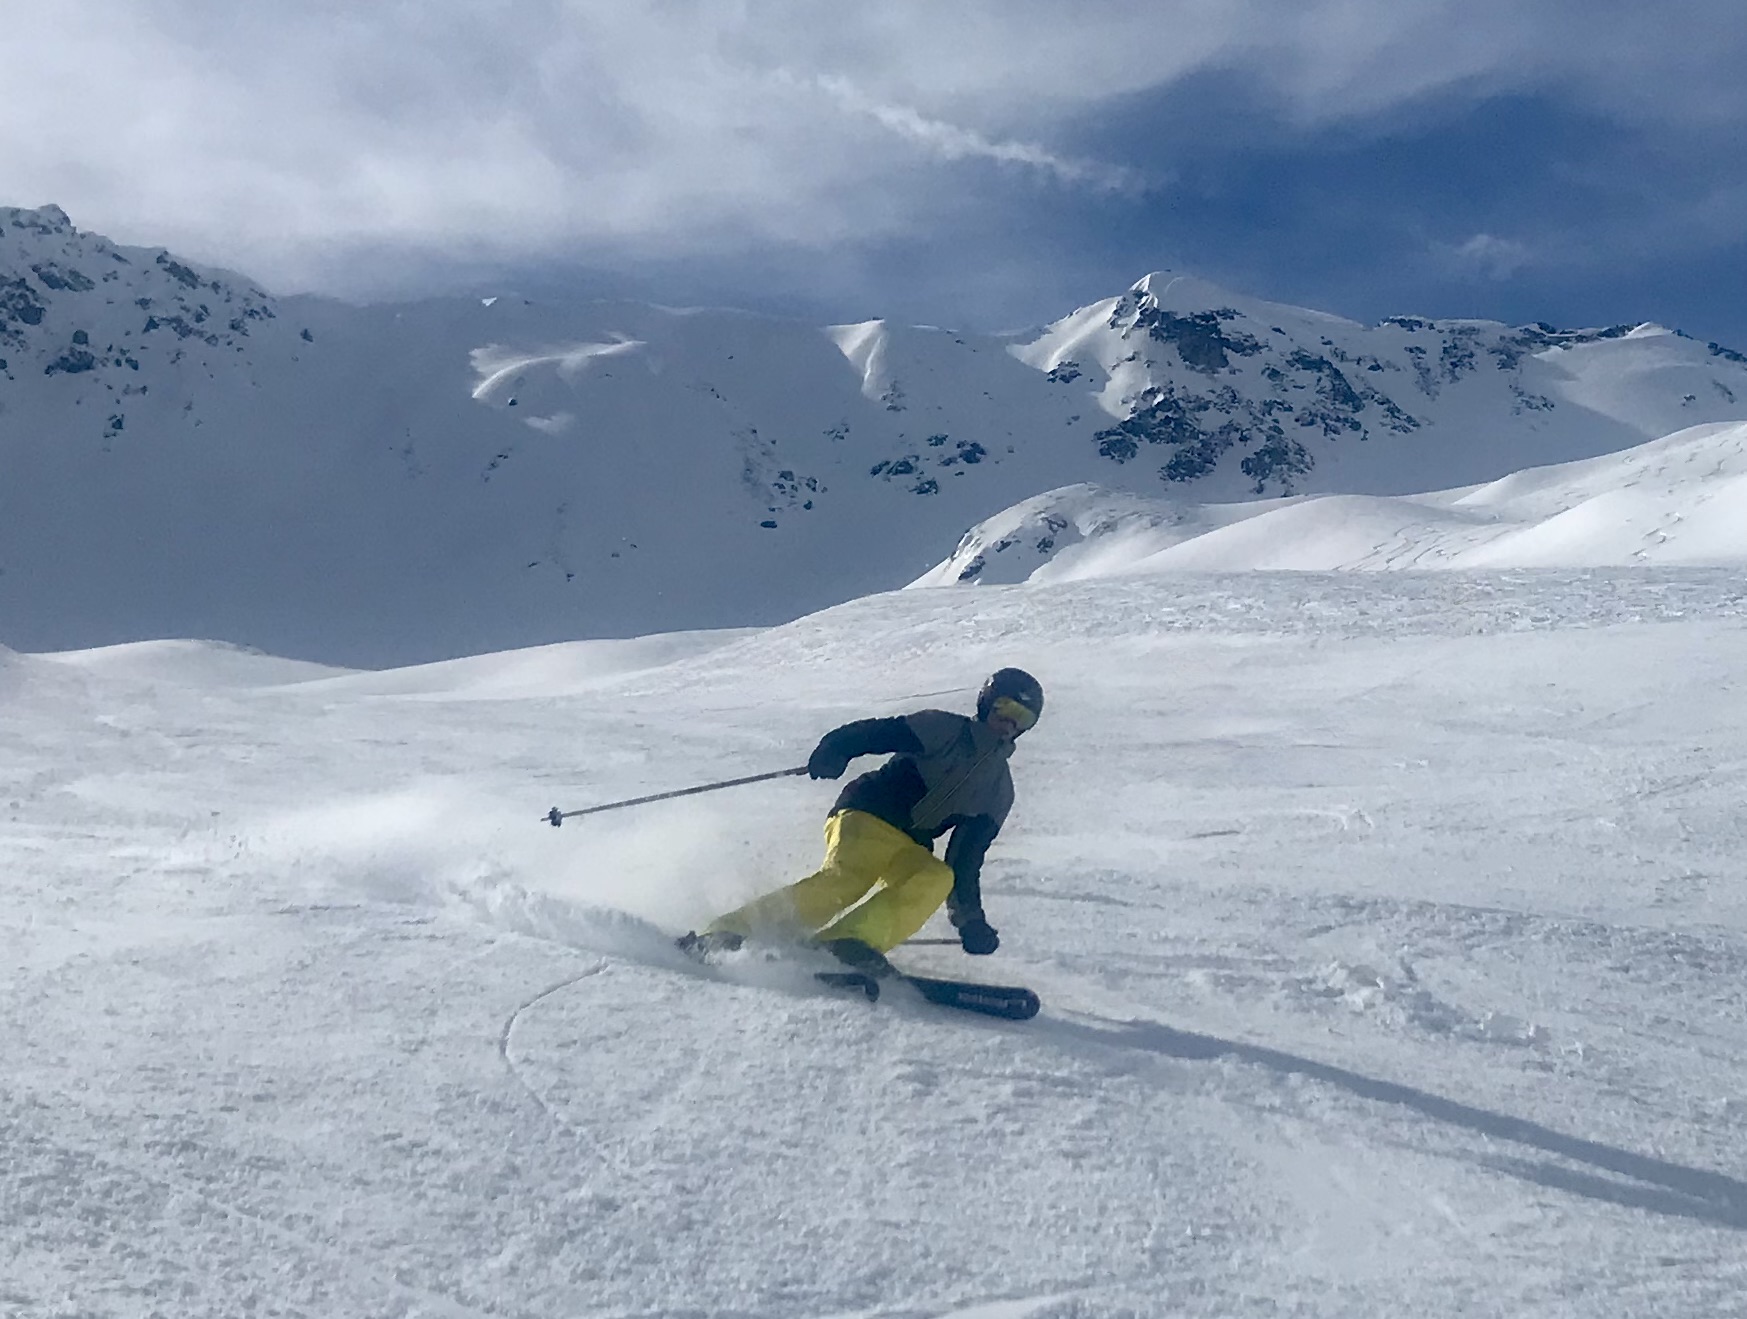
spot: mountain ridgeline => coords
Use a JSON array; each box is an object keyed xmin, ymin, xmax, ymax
[{"xmin": 3, "ymin": 205, "xmax": 1744, "ymax": 664}]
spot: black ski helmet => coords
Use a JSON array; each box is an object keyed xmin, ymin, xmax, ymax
[{"xmin": 976, "ymin": 667, "xmax": 1044, "ymax": 724}]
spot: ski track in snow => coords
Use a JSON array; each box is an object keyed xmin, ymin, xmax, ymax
[{"xmin": 6, "ymin": 569, "xmax": 1747, "ymax": 1316}]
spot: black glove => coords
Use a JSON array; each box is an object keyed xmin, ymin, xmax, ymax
[
  {"xmin": 806, "ymin": 741, "xmax": 849, "ymax": 780},
  {"xmin": 957, "ymin": 916, "xmax": 1000, "ymax": 956}
]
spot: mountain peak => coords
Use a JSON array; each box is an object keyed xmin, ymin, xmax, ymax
[
  {"xmin": 1129, "ymin": 270, "xmax": 1246, "ymax": 312},
  {"xmin": 1122, "ymin": 270, "xmax": 1362, "ymax": 334},
  {"xmin": 3, "ymin": 203, "xmax": 75, "ymax": 236}
]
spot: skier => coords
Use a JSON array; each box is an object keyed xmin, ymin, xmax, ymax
[{"xmin": 680, "ymin": 667, "xmax": 1044, "ymax": 970}]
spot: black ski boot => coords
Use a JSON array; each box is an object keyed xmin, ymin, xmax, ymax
[
  {"xmin": 676, "ymin": 930, "xmax": 745, "ymax": 960},
  {"xmin": 816, "ymin": 937, "xmax": 897, "ymax": 978}
]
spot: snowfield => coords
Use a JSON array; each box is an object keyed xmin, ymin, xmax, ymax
[
  {"xmin": 6, "ymin": 568, "xmax": 1747, "ymax": 1317},
  {"xmin": 913, "ymin": 421, "xmax": 1747, "ymax": 587}
]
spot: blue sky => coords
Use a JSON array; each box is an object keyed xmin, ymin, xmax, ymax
[{"xmin": 9, "ymin": 2, "xmax": 1746, "ymax": 345}]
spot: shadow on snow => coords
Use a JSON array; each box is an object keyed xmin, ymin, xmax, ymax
[{"xmin": 1044, "ymin": 1015, "xmax": 1747, "ymax": 1231}]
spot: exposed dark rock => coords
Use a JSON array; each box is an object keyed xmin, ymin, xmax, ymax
[
  {"xmin": 142, "ymin": 314, "xmax": 221, "ymax": 345},
  {"xmin": 156, "ymin": 254, "xmax": 204, "ymax": 289},
  {"xmin": 1358, "ymin": 387, "xmax": 1420, "ymax": 434},
  {"xmin": 1439, "ymin": 328, "xmax": 1480, "ymax": 382},
  {"xmin": 7, "ymin": 205, "xmax": 72, "ymax": 234},
  {"xmin": 1094, "ymin": 386, "xmax": 1203, "ymax": 461},
  {"xmin": 1131, "ymin": 306, "xmax": 1263, "ymax": 373},
  {"xmin": 1239, "ymin": 432, "xmax": 1313, "ymax": 491},
  {"xmin": 1159, "ymin": 424, "xmax": 1239, "ymax": 482},
  {"xmin": 1286, "ymin": 350, "xmax": 1364, "ymax": 413},
  {"xmin": 1403, "ymin": 344, "xmax": 1437, "ymax": 397},
  {"xmin": 1509, "ymin": 381, "xmax": 1556, "ymax": 413},
  {"xmin": 1, "ymin": 277, "xmax": 47, "ymax": 329},
  {"xmin": 45, "ymin": 347, "xmax": 97, "ymax": 375},
  {"xmin": 31, "ymin": 262, "xmax": 95, "ymax": 293}
]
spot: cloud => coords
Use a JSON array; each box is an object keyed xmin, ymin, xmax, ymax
[
  {"xmin": 806, "ymin": 76, "xmax": 1148, "ymax": 194},
  {"xmin": 4, "ymin": 2, "xmax": 1743, "ymax": 299},
  {"xmin": 1438, "ymin": 233, "xmax": 1535, "ymax": 281}
]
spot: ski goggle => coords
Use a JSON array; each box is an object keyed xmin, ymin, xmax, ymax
[{"xmin": 991, "ymin": 695, "xmax": 1039, "ymax": 732}]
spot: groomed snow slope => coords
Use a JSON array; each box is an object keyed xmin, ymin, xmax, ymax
[
  {"xmin": 6, "ymin": 569, "xmax": 1747, "ymax": 1316},
  {"xmin": 913, "ymin": 421, "xmax": 1747, "ymax": 586}
]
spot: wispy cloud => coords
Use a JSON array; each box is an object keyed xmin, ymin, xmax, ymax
[{"xmin": 807, "ymin": 76, "xmax": 1150, "ymax": 194}]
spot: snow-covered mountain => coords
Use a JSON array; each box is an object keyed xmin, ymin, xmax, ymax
[
  {"xmin": 5, "ymin": 204, "xmax": 1745, "ymax": 664},
  {"xmin": 913, "ymin": 420, "xmax": 1747, "ymax": 585},
  {"xmin": 1018, "ymin": 273, "xmax": 1747, "ymax": 496}
]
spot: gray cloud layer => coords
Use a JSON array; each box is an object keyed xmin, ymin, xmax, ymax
[{"xmin": 8, "ymin": 1, "xmax": 1744, "ymax": 298}]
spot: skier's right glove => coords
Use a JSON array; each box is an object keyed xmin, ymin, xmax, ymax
[
  {"xmin": 957, "ymin": 916, "xmax": 1000, "ymax": 956},
  {"xmin": 806, "ymin": 741, "xmax": 850, "ymax": 780}
]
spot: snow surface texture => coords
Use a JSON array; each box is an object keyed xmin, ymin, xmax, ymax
[
  {"xmin": 7, "ymin": 569, "xmax": 1747, "ymax": 1316},
  {"xmin": 4, "ymin": 205, "xmax": 1746, "ymax": 665},
  {"xmin": 913, "ymin": 421, "xmax": 1747, "ymax": 585}
]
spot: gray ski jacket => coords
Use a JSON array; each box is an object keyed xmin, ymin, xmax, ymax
[{"xmin": 810, "ymin": 710, "xmax": 1015, "ymax": 923}]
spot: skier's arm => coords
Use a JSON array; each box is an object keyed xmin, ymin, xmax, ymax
[
  {"xmin": 806, "ymin": 717, "xmax": 924, "ymax": 779},
  {"xmin": 943, "ymin": 814, "xmax": 1001, "ymax": 953}
]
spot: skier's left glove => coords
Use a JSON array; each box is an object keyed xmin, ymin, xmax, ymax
[
  {"xmin": 957, "ymin": 916, "xmax": 1000, "ymax": 956},
  {"xmin": 807, "ymin": 742, "xmax": 850, "ymax": 780}
]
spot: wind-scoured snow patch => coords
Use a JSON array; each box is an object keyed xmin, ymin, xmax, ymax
[
  {"xmin": 470, "ymin": 337, "xmax": 645, "ymax": 400},
  {"xmin": 826, "ymin": 319, "xmax": 893, "ymax": 403},
  {"xmin": 36, "ymin": 639, "xmax": 349, "ymax": 688},
  {"xmin": 915, "ymin": 421, "xmax": 1747, "ymax": 583},
  {"xmin": 470, "ymin": 336, "xmax": 645, "ymax": 432}
]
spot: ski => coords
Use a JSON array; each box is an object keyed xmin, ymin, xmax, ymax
[
  {"xmin": 815, "ymin": 938, "xmax": 1041, "ymax": 1020},
  {"xmin": 678, "ymin": 932, "xmax": 1040, "ymax": 1019},
  {"xmin": 899, "ymin": 974, "xmax": 1040, "ymax": 1021}
]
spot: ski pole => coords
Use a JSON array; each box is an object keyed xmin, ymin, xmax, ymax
[{"xmin": 545, "ymin": 766, "xmax": 808, "ymax": 826}]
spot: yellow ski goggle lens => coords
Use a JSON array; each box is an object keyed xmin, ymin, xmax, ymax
[{"xmin": 991, "ymin": 695, "xmax": 1039, "ymax": 731}]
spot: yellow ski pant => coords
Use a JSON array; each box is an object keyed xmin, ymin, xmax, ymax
[{"xmin": 709, "ymin": 809, "xmax": 954, "ymax": 953}]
